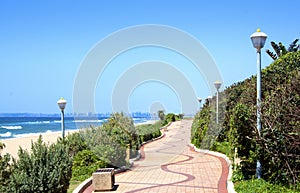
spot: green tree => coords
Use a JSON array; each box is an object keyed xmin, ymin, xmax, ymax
[
  {"xmin": 157, "ymin": 110, "xmax": 165, "ymax": 121},
  {"xmin": 266, "ymin": 39, "xmax": 299, "ymax": 60}
]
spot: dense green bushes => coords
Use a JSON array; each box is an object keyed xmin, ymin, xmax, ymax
[
  {"xmin": 136, "ymin": 121, "xmax": 162, "ymax": 144},
  {"xmin": 235, "ymin": 179, "xmax": 300, "ymax": 193},
  {"xmin": 191, "ymin": 103, "xmax": 211, "ymax": 148},
  {"xmin": 0, "ymin": 153, "xmax": 12, "ymax": 192},
  {"xmin": 191, "ymin": 51, "xmax": 300, "ymax": 188},
  {"xmin": 0, "ymin": 136, "xmax": 72, "ymax": 193},
  {"xmin": 68, "ymin": 113, "xmax": 135, "ymax": 181},
  {"xmin": 68, "ymin": 113, "xmax": 164, "ymax": 183},
  {"xmin": 161, "ymin": 113, "xmax": 183, "ymax": 126},
  {"xmin": 71, "ymin": 150, "xmax": 107, "ymax": 181}
]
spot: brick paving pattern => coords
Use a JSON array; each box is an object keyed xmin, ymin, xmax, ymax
[{"xmin": 85, "ymin": 120, "xmax": 228, "ymax": 193}]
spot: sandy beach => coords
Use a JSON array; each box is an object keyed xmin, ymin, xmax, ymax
[
  {"xmin": 0, "ymin": 120, "xmax": 158, "ymax": 159},
  {"xmin": 0, "ymin": 130, "xmax": 77, "ymax": 159}
]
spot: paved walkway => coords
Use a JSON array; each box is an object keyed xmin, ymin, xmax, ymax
[{"xmin": 85, "ymin": 120, "xmax": 228, "ymax": 193}]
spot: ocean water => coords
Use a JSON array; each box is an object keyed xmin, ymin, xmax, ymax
[{"xmin": 0, "ymin": 116, "xmax": 150, "ymax": 140}]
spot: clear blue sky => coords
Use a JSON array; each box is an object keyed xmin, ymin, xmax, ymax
[{"xmin": 0, "ymin": 0, "xmax": 299, "ymax": 114}]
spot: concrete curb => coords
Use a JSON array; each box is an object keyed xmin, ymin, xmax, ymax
[
  {"xmin": 72, "ymin": 177, "xmax": 92, "ymax": 193},
  {"xmin": 189, "ymin": 144, "xmax": 237, "ymax": 193}
]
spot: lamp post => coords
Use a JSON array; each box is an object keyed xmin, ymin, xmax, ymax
[
  {"xmin": 250, "ymin": 28, "xmax": 267, "ymax": 179},
  {"xmin": 197, "ymin": 97, "xmax": 202, "ymax": 109},
  {"xmin": 214, "ymin": 81, "xmax": 222, "ymax": 125},
  {"xmin": 57, "ymin": 97, "xmax": 67, "ymax": 139}
]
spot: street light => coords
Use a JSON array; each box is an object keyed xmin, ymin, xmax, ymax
[
  {"xmin": 214, "ymin": 81, "xmax": 222, "ymax": 125},
  {"xmin": 57, "ymin": 97, "xmax": 67, "ymax": 139},
  {"xmin": 250, "ymin": 28, "xmax": 267, "ymax": 179}
]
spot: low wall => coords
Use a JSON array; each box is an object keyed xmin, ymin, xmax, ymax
[{"xmin": 189, "ymin": 144, "xmax": 236, "ymax": 193}]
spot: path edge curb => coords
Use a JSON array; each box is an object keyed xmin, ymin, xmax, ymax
[{"xmin": 189, "ymin": 144, "xmax": 237, "ymax": 193}]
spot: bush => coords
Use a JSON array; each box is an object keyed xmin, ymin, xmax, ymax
[
  {"xmin": 235, "ymin": 178, "xmax": 300, "ymax": 193},
  {"xmin": 191, "ymin": 51, "xmax": 300, "ymax": 187},
  {"xmin": 0, "ymin": 153, "xmax": 12, "ymax": 192},
  {"xmin": 79, "ymin": 126, "xmax": 127, "ymax": 168},
  {"xmin": 136, "ymin": 121, "xmax": 162, "ymax": 144},
  {"xmin": 191, "ymin": 103, "xmax": 211, "ymax": 148},
  {"xmin": 63, "ymin": 132, "xmax": 87, "ymax": 157},
  {"xmin": 211, "ymin": 141, "xmax": 232, "ymax": 158},
  {"xmin": 162, "ymin": 113, "xmax": 182, "ymax": 126},
  {"xmin": 71, "ymin": 150, "xmax": 107, "ymax": 181},
  {"xmin": 229, "ymin": 103, "xmax": 257, "ymax": 179},
  {"xmin": 5, "ymin": 136, "xmax": 72, "ymax": 193}
]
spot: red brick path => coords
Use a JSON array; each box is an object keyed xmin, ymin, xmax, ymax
[{"xmin": 83, "ymin": 120, "xmax": 228, "ymax": 193}]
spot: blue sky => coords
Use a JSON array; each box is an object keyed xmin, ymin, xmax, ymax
[{"xmin": 0, "ymin": 0, "xmax": 299, "ymax": 114}]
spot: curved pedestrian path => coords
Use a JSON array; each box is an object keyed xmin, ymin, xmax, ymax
[{"xmin": 85, "ymin": 120, "xmax": 228, "ymax": 193}]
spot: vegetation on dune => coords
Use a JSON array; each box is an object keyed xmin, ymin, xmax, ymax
[
  {"xmin": 235, "ymin": 178, "xmax": 299, "ymax": 193},
  {"xmin": 0, "ymin": 136, "xmax": 72, "ymax": 193},
  {"xmin": 158, "ymin": 111, "xmax": 184, "ymax": 126},
  {"xmin": 136, "ymin": 121, "xmax": 162, "ymax": 144},
  {"xmin": 191, "ymin": 49, "xmax": 300, "ymax": 191}
]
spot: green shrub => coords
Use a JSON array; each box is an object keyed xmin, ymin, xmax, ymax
[
  {"xmin": 162, "ymin": 113, "xmax": 181, "ymax": 126},
  {"xmin": 229, "ymin": 103, "xmax": 257, "ymax": 179},
  {"xmin": 6, "ymin": 136, "xmax": 72, "ymax": 193},
  {"xmin": 71, "ymin": 150, "xmax": 107, "ymax": 181},
  {"xmin": 191, "ymin": 103, "xmax": 211, "ymax": 148},
  {"xmin": 192, "ymin": 51, "xmax": 300, "ymax": 187},
  {"xmin": 235, "ymin": 178, "xmax": 300, "ymax": 193},
  {"xmin": 136, "ymin": 122, "xmax": 162, "ymax": 144},
  {"xmin": 0, "ymin": 153, "xmax": 12, "ymax": 192},
  {"xmin": 211, "ymin": 141, "xmax": 232, "ymax": 158},
  {"xmin": 63, "ymin": 132, "xmax": 87, "ymax": 157}
]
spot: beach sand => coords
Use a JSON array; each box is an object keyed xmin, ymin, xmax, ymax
[
  {"xmin": 0, "ymin": 131, "xmax": 77, "ymax": 159},
  {"xmin": 0, "ymin": 120, "xmax": 158, "ymax": 159}
]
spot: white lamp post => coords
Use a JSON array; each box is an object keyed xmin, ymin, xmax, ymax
[
  {"xmin": 250, "ymin": 28, "xmax": 267, "ymax": 179},
  {"xmin": 214, "ymin": 81, "xmax": 222, "ymax": 125},
  {"xmin": 57, "ymin": 97, "xmax": 67, "ymax": 139}
]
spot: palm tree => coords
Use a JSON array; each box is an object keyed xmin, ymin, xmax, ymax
[{"xmin": 266, "ymin": 39, "xmax": 299, "ymax": 60}]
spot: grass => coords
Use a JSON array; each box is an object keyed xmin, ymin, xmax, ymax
[
  {"xmin": 234, "ymin": 179, "xmax": 300, "ymax": 193},
  {"xmin": 67, "ymin": 180, "xmax": 82, "ymax": 193}
]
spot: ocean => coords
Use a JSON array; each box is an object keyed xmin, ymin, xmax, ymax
[{"xmin": 0, "ymin": 116, "xmax": 151, "ymax": 140}]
